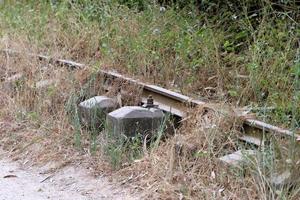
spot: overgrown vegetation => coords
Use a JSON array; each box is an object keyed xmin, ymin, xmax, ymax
[
  {"xmin": 1, "ymin": 0, "xmax": 300, "ymax": 199},
  {"xmin": 1, "ymin": 0, "xmax": 299, "ymax": 125}
]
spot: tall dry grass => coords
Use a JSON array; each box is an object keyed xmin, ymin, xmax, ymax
[{"xmin": 1, "ymin": 1, "xmax": 299, "ymax": 199}]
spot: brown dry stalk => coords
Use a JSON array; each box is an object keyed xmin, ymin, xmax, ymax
[{"xmin": 1, "ymin": 45, "xmax": 299, "ymax": 199}]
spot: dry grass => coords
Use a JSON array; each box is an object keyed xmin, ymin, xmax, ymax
[
  {"xmin": 0, "ymin": 43, "xmax": 105, "ymax": 170},
  {"xmin": 0, "ymin": 39, "xmax": 141, "ymax": 172},
  {"xmin": 0, "ymin": 1, "xmax": 299, "ymax": 199},
  {"xmin": 113, "ymin": 105, "xmax": 253, "ymax": 199},
  {"xmin": 113, "ymin": 105, "xmax": 300, "ymax": 199},
  {"xmin": 1, "ymin": 39, "xmax": 300, "ymax": 199}
]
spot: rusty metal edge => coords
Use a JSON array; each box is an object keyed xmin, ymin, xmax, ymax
[{"xmin": 1, "ymin": 49, "xmax": 298, "ymax": 139}]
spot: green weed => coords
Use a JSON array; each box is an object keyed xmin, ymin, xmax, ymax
[
  {"xmin": 1, "ymin": 1, "xmax": 299, "ymax": 127},
  {"xmin": 1, "ymin": 1, "xmax": 299, "ymax": 198}
]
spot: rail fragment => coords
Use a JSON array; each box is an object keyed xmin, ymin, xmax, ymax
[{"xmin": 1, "ymin": 49, "xmax": 299, "ymax": 143}]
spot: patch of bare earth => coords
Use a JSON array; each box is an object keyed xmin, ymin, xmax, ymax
[{"xmin": 0, "ymin": 150, "xmax": 138, "ymax": 200}]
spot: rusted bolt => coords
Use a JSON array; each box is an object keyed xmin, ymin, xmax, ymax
[
  {"xmin": 147, "ymin": 95, "xmax": 154, "ymax": 106},
  {"xmin": 143, "ymin": 95, "xmax": 158, "ymax": 108}
]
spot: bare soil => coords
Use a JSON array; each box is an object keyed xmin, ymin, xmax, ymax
[{"xmin": 0, "ymin": 151, "xmax": 138, "ymax": 200}]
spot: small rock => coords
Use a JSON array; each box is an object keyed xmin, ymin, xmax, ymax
[
  {"xmin": 160, "ymin": 6, "xmax": 166, "ymax": 12},
  {"xmin": 270, "ymin": 170, "xmax": 294, "ymax": 188},
  {"xmin": 219, "ymin": 150, "xmax": 256, "ymax": 167}
]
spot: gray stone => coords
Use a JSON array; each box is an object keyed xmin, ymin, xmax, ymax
[
  {"xmin": 270, "ymin": 170, "xmax": 300, "ymax": 189},
  {"xmin": 106, "ymin": 106, "xmax": 164, "ymax": 137},
  {"xmin": 219, "ymin": 150, "xmax": 256, "ymax": 167},
  {"xmin": 270, "ymin": 170, "xmax": 292, "ymax": 188},
  {"xmin": 78, "ymin": 96, "xmax": 117, "ymax": 129}
]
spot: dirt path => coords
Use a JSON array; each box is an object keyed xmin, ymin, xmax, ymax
[{"xmin": 0, "ymin": 154, "xmax": 138, "ymax": 200}]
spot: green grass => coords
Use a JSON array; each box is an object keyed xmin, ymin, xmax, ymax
[
  {"xmin": 1, "ymin": 2, "xmax": 299, "ymax": 198},
  {"xmin": 0, "ymin": 0, "xmax": 299, "ymax": 125},
  {"xmin": 1, "ymin": 0, "xmax": 298, "ymax": 160}
]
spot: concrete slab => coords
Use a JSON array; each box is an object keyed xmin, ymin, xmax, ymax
[
  {"xmin": 78, "ymin": 96, "xmax": 117, "ymax": 129},
  {"xmin": 106, "ymin": 106, "xmax": 164, "ymax": 137}
]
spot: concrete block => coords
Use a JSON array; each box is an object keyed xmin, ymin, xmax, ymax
[
  {"xmin": 106, "ymin": 106, "xmax": 164, "ymax": 137},
  {"xmin": 78, "ymin": 96, "xmax": 117, "ymax": 129}
]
